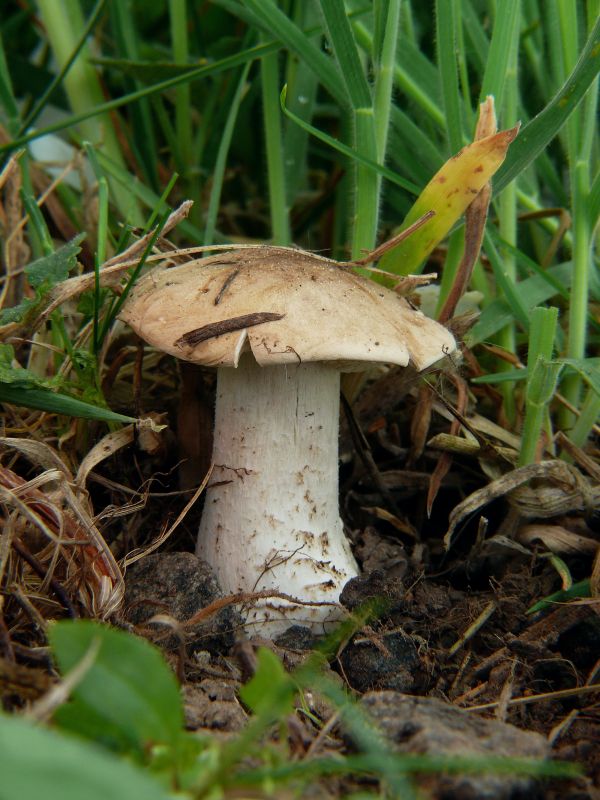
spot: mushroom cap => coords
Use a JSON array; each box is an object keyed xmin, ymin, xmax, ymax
[{"xmin": 119, "ymin": 246, "xmax": 456, "ymax": 371}]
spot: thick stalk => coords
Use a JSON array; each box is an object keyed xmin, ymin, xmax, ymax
[{"xmin": 197, "ymin": 354, "xmax": 358, "ymax": 634}]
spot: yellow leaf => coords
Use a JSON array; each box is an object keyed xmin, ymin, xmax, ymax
[{"xmin": 379, "ymin": 125, "xmax": 520, "ymax": 277}]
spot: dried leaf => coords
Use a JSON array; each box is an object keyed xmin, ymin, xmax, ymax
[
  {"xmin": 517, "ymin": 524, "xmax": 600, "ymax": 555},
  {"xmin": 0, "ymin": 439, "xmax": 124, "ymax": 616},
  {"xmin": 362, "ymin": 506, "xmax": 418, "ymax": 539},
  {"xmin": 427, "ymin": 374, "xmax": 469, "ymax": 514},
  {"xmin": 445, "ymin": 460, "xmax": 599, "ymax": 550},
  {"xmin": 75, "ymin": 426, "xmax": 135, "ymax": 489}
]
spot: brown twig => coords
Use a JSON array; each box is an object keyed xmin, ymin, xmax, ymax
[
  {"xmin": 183, "ymin": 589, "xmax": 344, "ymax": 628},
  {"xmin": 175, "ymin": 312, "xmax": 285, "ymax": 348}
]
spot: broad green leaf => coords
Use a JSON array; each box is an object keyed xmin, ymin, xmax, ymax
[
  {"xmin": 0, "ymin": 296, "xmax": 40, "ymax": 324},
  {"xmin": 0, "ymin": 384, "xmax": 136, "ymax": 423},
  {"xmin": 49, "ymin": 621, "xmax": 184, "ymax": 756},
  {"xmin": 0, "ymin": 344, "xmax": 46, "ymax": 388},
  {"xmin": 0, "ymin": 714, "xmax": 171, "ymax": 800},
  {"xmin": 0, "ymin": 235, "xmax": 85, "ymax": 324},
  {"xmin": 25, "ymin": 234, "xmax": 85, "ymax": 288},
  {"xmin": 239, "ymin": 647, "xmax": 295, "ymax": 720},
  {"xmin": 379, "ymin": 126, "xmax": 519, "ymax": 276}
]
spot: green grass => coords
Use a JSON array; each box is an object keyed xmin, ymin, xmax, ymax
[{"xmin": 0, "ymin": 0, "xmax": 598, "ymax": 794}]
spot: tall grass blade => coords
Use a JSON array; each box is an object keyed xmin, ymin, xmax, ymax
[
  {"xmin": 261, "ymin": 48, "xmax": 290, "ymax": 244},
  {"xmin": 495, "ymin": 14, "xmax": 600, "ymax": 192}
]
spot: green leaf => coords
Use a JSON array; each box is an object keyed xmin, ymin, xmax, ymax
[
  {"xmin": 478, "ymin": 0, "xmax": 521, "ymax": 108},
  {"xmin": 50, "ymin": 620, "xmax": 184, "ymax": 757},
  {"xmin": 0, "ymin": 40, "xmax": 279, "ymax": 155},
  {"xmin": 0, "ymin": 384, "xmax": 136, "ymax": 423},
  {"xmin": 527, "ymin": 579, "xmax": 591, "ymax": 615},
  {"xmin": 472, "ymin": 368, "xmax": 528, "ymax": 385},
  {"xmin": 525, "ymin": 355, "xmax": 562, "ymax": 407},
  {"xmin": 239, "ymin": 647, "xmax": 296, "ymax": 720},
  {"xmin": 0, "ymin": 296, "xmax": 39, "ymax": 324},
  {"xmin": 0, "ymin": 235, "xmax": 85, "ymax": 325},
  {"xmin": 0, "ymin": 32, "xmax": 20, "ymax": 135},
  {"xmin": 472, "ymin": 358, "xmax": 600, "ymax": 396},
  {"xmin": 0, "ymin": 713, "xmax": 171, "ymax": 800},
  {"xmin": 240, "ymin": 0, "xmax": 347, "ymax": 106},
  {"xmin": 320, "ymin": 0, "xmax": 371, "ymax": 109},
  {"xmin": 0, "ymin": 344, "xmax": 135, "ymax": 423},
  {"xmin": 25, "ymin": 234, "xmax": 85, "ymax": 289},
  {"xmin": 0, "ymin": 344, "xmax": 46, "ymax": 388}
]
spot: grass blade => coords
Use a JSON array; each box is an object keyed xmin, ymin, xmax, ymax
[
  {"xmin": 0, "ymin": 385, "xmax": 135, "ymax": 423},
  {"xmin": 261, "ymin": 46, "xmax": 290, "ymax": 244},
  {"xmin": 479, "ymin": 0, "xmax": 521, "ymax": 108},
  {"xmin": 280, "ymin": 86, "xmax": 419, "ymax": 194},
  {"xmin": 0, "ymin": 41, "xmax": 280, "ymax": 155},
  {"xmin": 241, "ymin": 0, "xmax": 347, "ymax": 105},
  {"xmin": 436, "ymin": 0, "xmax": 463, "ymax": 152},
  {"xmin": 320, "ymin": 0, "xmax": 378, "ymax": 255},
  {"xmin": 204, "ymin": 62, "xmax": 251, "ymax": 245},
  {"xmin": 495, "ymin": 14, "xmax": 600, "ymax": 192}
]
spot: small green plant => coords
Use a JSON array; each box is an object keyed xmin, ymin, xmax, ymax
[{"xmin": 0, "ymin": 620, "xmax": 579, "ymax": 799}]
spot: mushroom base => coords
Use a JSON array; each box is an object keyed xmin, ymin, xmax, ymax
[{"xmin": 196, "ymin": 353, "xmax": 359, "ymax": 635}]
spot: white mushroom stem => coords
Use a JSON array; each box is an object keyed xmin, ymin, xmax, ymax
[{"xmin": 196, "ymin": 352, "xmax": 359, "ymax": 635}]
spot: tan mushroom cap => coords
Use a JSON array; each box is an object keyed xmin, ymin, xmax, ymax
[{"xmin": 119, "ymin": 246, "xmax": 456, "ymax": 371}]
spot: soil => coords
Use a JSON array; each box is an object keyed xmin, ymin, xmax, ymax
[{"xmin": 1, "ymin": 362, "xmax": 599, "ymax": 799}]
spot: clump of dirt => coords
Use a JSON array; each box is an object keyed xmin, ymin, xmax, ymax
[{"xmin": 123, "ymin": 551, "xmax": 239, "ymax": 655}]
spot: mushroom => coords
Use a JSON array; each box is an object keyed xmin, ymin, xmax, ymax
[{"xmin": 120, "ymin": 246, "xmax": 456, "ymax": 634}]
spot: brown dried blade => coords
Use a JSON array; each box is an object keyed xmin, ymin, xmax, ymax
[
  {"xmin": 427, "ymin": 373, "xmax": 469, "ymax": 515},
  {"xmin": 437, "ymin": 96, "xmax": 497, "ymax": 325},
  {"xmin": 175, "ymin": 312, "xmax": 284, "ymax": 348}
]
